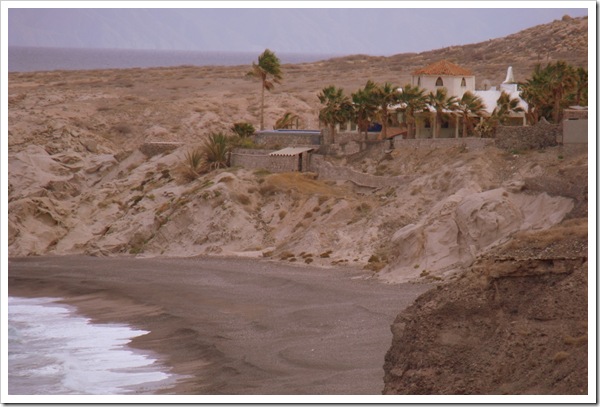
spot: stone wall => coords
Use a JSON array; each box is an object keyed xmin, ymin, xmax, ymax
[
  {"xmin": 322, "ymin": 132, "xmax": 492, "ymax": 157},
  {"xmin": 254, "ymin": 130, "xmax": 322, "ymax": 149},
  {"xmin": 311, "ymin": 155, "xmax": 414, "ymax": 189},
  {"xmin": 230, "ymin": 148, "xmax": 311, "ymax": 173},
  {"xmin": 140, "ymin": 142, "xmax": 184, "ymax": 157},
  {"xmin": 495, "ymin": 119, "xmax": 560, "ymax": 151},
  {"xmin": 392, "ymin": 137, "xmax": 493, "ymax": 151}
]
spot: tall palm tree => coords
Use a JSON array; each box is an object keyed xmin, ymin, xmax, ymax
[
  {"xmin": 247, "ymin": 49, "xmax": 283, "ymax": 130},
  {"xmin": 573, "ymin": 66, "xmax": 588, "ymax": 106},
  {"xmin": 426, "ymin": 88, "xmax": 458, "ymax": 138},
  {"xmin": 545, "ymin": 61, "xmax": 576, "ymax": 123},
  {"xmin": 318, "ymin": 85, "xmax": 354, "ymax": 144},
  {"xmin": 457, "ymin": 91, "xmax": 486, "ymax": 138},
  {"xmin": 493, "ymin": 91, "xmax": 524, "ymax": 125},
  {"xmin": 520, "ymin": 72, "xmax": 548, "ymax": 125},
  {"xmin": 397, "ymin": 84, "xmax": 426, "ymax": 139},
  {"xmin": 351, "ymin": 80, "xmax": 378, "ymax": 139},
  {"xmin": 372, "ymin": 82, "xmax": 401, "ymax": 140},
  {"xmin": 520, "ymin": 61, "xmax": 581, "ymax": 124}
]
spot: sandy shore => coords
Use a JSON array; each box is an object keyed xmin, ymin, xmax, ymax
[{"xmin": 8, "ymin": 255, "xmax": 431, "ymax": 396}]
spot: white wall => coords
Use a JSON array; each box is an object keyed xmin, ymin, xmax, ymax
[{"xmin": 412, "ymin": 75, "xmax": 475, "ymax": 99}]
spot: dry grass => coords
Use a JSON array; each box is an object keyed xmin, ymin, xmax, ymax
[
  {"xmin": 234, "ymin": 193, "xmax": 251, "ymax": 206},
  {"xmin": 504, "ymin": 218, "xmax": 587, "ymax": 251},
  {"xmin": 552, "ymin": 351, "xmax": 570, "ymax": 362},
  {"xmin": 563, "ymin": 335, "xmax": 587, "ymax": 347},
  {"xmin": 263, "ymin": 173, "xmax": 347, "ymax": 197}
]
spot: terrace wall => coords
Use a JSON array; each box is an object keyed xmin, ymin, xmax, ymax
[
  {"xmin": 254, "ymin": 131, "xmax": 322, "ymax": 149},
  {"xmin": 230, "ymin": 148, "xmax": 312, "ymax": 173},
  {"xmin": 310, "ymin": 155, "xmax": 415, "ymax": 189},
  {"xmin": 495, "ymin": 119, "xmax": 560, "ymax": 151}
]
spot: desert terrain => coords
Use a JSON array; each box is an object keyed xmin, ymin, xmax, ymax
[{"xmin": 7, "ymin": 15, "xmax": 589, "ymax": 396}]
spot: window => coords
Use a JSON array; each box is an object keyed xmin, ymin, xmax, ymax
[
  {"xmin": 417, "ymin": 76, "xmax": 421, "ymax": 86},
  {"xmin": 435, "ymin": 77, "xmax": 444, "ymax": 86},
  {"xmin": 461, "ymin": 77, "xmax": 467, "ymax": 87}
]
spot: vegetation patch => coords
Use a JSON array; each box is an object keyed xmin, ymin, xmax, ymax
[{"xmin": 320, "ymin": 250, "xmax": 333, "ymax": 258}]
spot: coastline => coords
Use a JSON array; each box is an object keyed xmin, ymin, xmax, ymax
[{"xmin": 7, "ymin": 255, "xmax": 431, "ymax": 396}]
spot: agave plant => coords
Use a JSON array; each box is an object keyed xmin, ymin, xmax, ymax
[
  {"xmin": 183, "ymin": 148, "xmax": 204, "ymax": 181},
  {"xmin": 201, "ymin": 132, "xmax": 231, "ymax": 171}
]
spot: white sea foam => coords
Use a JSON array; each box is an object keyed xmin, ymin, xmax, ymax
[{"xmin": 8, "ymin": 296, "xmax": 175, "ymax": 395}]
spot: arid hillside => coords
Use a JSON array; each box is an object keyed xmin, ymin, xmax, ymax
[
  {"xmin": 8, "ymin": 15, "xmax": 587, "ymax": 152},
  {"xmin": 7, "ymin": 14, "xmax": 589, "ymax": 396}
]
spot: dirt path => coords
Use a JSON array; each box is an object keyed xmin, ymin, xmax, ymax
[{"xmin": 8, "ymin": 255, "xmax": 431, "ymax": 395}]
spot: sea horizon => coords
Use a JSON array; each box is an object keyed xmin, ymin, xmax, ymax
[{"xmin": 8, "ymin": 45, "xmax": 343, "ymax": 73}]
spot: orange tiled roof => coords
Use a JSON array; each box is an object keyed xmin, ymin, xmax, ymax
[{"xmin": 412, "ymin": 60, "xmax": 474, "ymax": 76}]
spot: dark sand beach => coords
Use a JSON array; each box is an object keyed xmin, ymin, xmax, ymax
[{"xmin": 8, "ymin": 255, "xmax": 431, "ymax": 395}]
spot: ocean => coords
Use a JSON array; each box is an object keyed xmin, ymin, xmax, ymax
[
  {"xmin": 7, "ymin": 46, "xmax": 338, "ymax": 73},
  {"xmin": 8, "ymin": 296, "xmax": 177, "ymax": 396}
]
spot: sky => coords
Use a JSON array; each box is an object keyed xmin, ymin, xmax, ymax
[{"xmin": 6, "ymin": 2, "xmax": 590, "ymax": 56}]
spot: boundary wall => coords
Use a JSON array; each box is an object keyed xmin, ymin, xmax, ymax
[{"xmin": 230, "ymin": 148, "xmax": 311, "ymax": 173}]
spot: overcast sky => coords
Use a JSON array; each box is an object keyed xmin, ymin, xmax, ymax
[{"xmin": 7, "ymin": 5, "xmax": 589, "ymax": 56}]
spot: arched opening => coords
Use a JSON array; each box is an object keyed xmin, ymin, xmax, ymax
[
  {"xmin": 435, "ymin": 77, "xmax": 444, "ymax": 86},
  {"xmin": 461, "ymin": 77, "xmax": 467, "ymax": 87}
]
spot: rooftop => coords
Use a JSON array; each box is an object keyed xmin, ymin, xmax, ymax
[{"xmin": 412, "ymin": 60, "xmax": 474, "ymax": 77}]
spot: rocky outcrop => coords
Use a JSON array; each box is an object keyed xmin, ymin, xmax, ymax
[{"xmin": 383, "ymin": 218, "xmax": 588, "ymax": 395}]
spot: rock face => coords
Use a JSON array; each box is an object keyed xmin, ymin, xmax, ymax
[
  {"xmin": 383, "ymin": 218, "xmax": 588, "ymax": 395},
  {"xmin": 378, "ymin": 187, "xmax": 573, "ymax": 283}
]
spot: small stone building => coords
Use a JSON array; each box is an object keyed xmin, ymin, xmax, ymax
[{"xmin": 562, "ymin": 107, "xmax": 588, "ymax": 144}]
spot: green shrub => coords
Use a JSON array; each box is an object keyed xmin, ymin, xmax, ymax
[{"xmin": 232, "ymin": 122, "xmax": 255, "ymax": 138}]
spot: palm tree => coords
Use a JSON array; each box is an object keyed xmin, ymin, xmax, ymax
[
  {"xmin": 520, "ymin": 61, "xmax": 581, "ymax": 124},
  {"xmin": 351, "ymin": 80, "xmax": 378, "ymax": 139},
  {"xmin": 372, "ymin": 82, "xmax": 401, "ymax": 140},
  {"xmin": 457, "ymin": 91, "xmax": 486, "ymax": 138},
  {"xmin": 520, "ymin": 70, "xmax": 549, "ymax": 125},
  {"xmin": 493, "ymin": 91, "xmax": 524, "ymax": 125},
  {"xmin": 545, "ymin": 61, "xmax": 577, "ymax": 123},
  {"xmin": 318, "ymin": 85, "xmax": 354, "ymax": 144},
  {"xmin": 397, "ymin": 84, "xmax": 426, "ymax": 139},
  {"xmin": 274, "ymin": 112, "xmax": 300, "ymax": 129},
  {"xmin": 426, "ymin": 88, "xmax": 458, "ymax": 138},
  {"xmin": 231, "ymin": 122, "xmax": 255, "ymax": 138},
  {"xmin": 573, "ymin": 66, "xmax": 588, "ymax": 106},
  {"xmin": 247, "ymin": 49, "xmax": 283, "ymax": 130}
]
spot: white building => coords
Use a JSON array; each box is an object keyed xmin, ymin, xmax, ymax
[
  {"xmin": 412, "ymin": 59, "xmax": 476, "ymax": 100},
  {"xmin": 410, "ymin": 60, "xmax": 528, "ymax": 138}
]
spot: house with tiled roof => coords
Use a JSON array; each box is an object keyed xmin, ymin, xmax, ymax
[
  {"xmin": 412, "ymin": 60, "xmax": 476, "ymax": 100},
  {"xmin": 408, "ymin": 60, "xmax": 527, "ymax": 138},
  {"xmin": 329, "ymin": 60, "xmax": 527, "ymax": 140}
]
